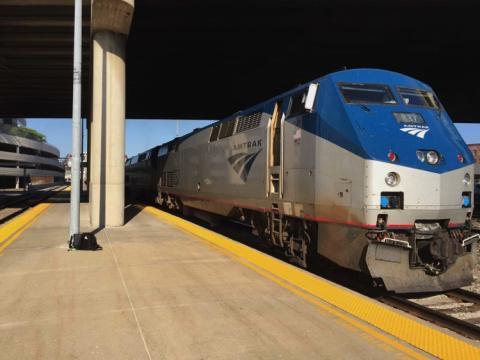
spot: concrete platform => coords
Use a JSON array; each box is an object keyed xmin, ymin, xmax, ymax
[{"xmin": 0, "ymin": 203, "xmax": 432, "ymax": 359}]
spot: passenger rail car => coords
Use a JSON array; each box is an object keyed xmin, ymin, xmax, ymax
[{"xmin": 126, "ymin": 69, "xmax": 479, "ymax": 293}]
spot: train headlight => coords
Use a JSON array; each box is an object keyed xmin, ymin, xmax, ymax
[
  {"xmin": 385, "ymin": 172, "xmax": 400, "ymax": 187},
  {"xmin": 426, "ymin": 150, "xmax": 439, "ymax": 165},
  {"xmin": 416, "ymin": 150, "xmax": 425, "ymax": 162},
  {"xmin": 463, "ymin": 173, "xmax": 471, "ymax": 186}
]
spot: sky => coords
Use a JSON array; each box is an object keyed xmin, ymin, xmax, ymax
[
  {"xmin": 25, "ymin": 118, "xmax": 216, "ymax": 158},
  {"xmin": 24, "ymin": 119, "xmax": 480, "ymax": 158}
]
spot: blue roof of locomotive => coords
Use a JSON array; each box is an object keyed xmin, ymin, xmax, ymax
[
  {"xmin": 313, "ymin": 69, "xmax": 473, "ymax": 173},
  {"xmin": 158, "ymin": 68, "xmax": 474, "ymax": 174}
]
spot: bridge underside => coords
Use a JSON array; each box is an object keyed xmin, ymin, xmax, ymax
[
  {"xmin": 0, "ymin": 0, "xmax": 479, "ymax": 122},
  {"xmin": 128, "ymin": 0, "xmax": 480, "ymax": 122},
  {"xmin": 0, "ymin": 1, "xmax": 91, "ymax": 119}
]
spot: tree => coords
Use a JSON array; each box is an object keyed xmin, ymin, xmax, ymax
[{"xmin": 8, "ymin": 126, "xmax": 47, "ymax": 143}]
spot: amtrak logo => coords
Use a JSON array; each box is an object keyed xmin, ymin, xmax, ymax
[
  {"xmin": 228, "ymin": 149, "xmax": 262, "ymax": 182},
  {"xmin": 400, "ymin": 126, "xmax": 430, "ymax": 139}
]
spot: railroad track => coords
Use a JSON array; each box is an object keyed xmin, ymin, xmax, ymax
[
  {"xmin": 0, "ymin": 185, "xmax": 68, "ymax": 224},
  {"xmin": 446, "ymin": 288, "xmax": 480, "ymax": 304},
  {"xmin": 377, "ymin": 289, "xmax": 480, "ymax": 340}
]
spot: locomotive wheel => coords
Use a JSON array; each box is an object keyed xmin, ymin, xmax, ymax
[
  {"xmin": 286, "ymin": 219, "xmax": 317, "ymax": 268},
  {"xmin": 251, "ymin": 212, "xmax": 270, "ymax": 245}
]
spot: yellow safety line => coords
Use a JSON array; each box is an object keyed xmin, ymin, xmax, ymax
[
  {"xmin": 0, "ymin": 203, "xmax": 52, "ymax": 254},
  {"xmin": 199, "ymin": 235, "xmax": 428, "ymax": 360},
  {"xmin": 143, "ymin": 206, "xmax": 480, "ymax": 360}
]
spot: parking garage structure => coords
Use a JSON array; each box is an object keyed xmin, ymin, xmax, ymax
[{"xmin": 0, "ymin": 132, "xmax": 64, "ymax": 189}]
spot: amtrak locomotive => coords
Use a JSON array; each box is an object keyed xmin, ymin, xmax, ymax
[{"xmin": 126, "ymin": 69, "xmax": 479, "ymax": 293}]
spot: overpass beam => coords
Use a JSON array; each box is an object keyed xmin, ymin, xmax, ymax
[{"xmin": 89, "ymin": 0, "xmax": 134, "ymax": 228}]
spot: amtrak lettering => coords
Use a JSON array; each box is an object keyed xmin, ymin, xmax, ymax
[{"xmin": 233, "ymin": 139, "xmax": 262, "ymax": 151}]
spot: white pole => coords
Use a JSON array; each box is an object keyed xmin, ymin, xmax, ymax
[
  {"xmin": 15, "ymin": 146, "xmax": 20, "ymax": 190},
  {"xmin": 70, "ymin": 0, "xmax": 82, "ymax": 237}
]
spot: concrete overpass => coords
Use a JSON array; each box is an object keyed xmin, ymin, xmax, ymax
[{"xmin": 1, "ymin": 0, "xmax": 479, "ymax": 227}]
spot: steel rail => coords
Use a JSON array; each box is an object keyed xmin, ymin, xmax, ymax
[
  {"xmin": 445, "ymin": 289, "xmax": 480, "ymax": 305},
  {"xmin": 378, "ymin": 294, "xmax": 480, "ymax": 340},
  {"xmin": 0, "ymin": 184, "xmax": 65, "ymax": 209},
  {"xmin": 0, "ymin": 185, "xmax": 67, "ymax": 224},
  {"xmin": 0, "ymin": 193, "xmax": 36, "ymax": 210}
]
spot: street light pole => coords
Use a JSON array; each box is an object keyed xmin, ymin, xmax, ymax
[{"xmin": 70, "ymin": 0, "xmax": 82, "ymax": 238}]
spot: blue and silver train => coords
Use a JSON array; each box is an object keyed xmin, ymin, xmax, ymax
[{"xmin": 126, "ymin": 69, "xmax": 479, "ymax": 293}]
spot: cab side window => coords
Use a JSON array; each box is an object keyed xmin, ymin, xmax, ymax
[{"xmin": 288, "ymin": 91, "xmax": 308, "ymax": 118}]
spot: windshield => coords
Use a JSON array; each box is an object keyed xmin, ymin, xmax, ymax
[
  {"xmin": 339, "ymin": 83, "xmax": 397, "ymax": 105},
  {"xmin": 397, "ymin": 87, "xmax": 440, "ymax": 109}
]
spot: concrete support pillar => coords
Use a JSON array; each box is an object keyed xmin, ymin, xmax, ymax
[
  {"xmin": 89, "ymin": 0, "xmax": 134, "ymax": 228},
  {"xmin": 89, "ymin": 31, "xmax": 126, "ymax": 227}
]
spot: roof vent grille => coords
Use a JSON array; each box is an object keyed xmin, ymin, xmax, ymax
[{"xmin": 236, "ymin": 112, "xmax": 262, "ymax": 133}]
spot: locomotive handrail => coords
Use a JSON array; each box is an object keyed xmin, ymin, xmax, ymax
[{"xmin": 462, "ymin": 233, "xmax": 480, "ymax": 247}]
